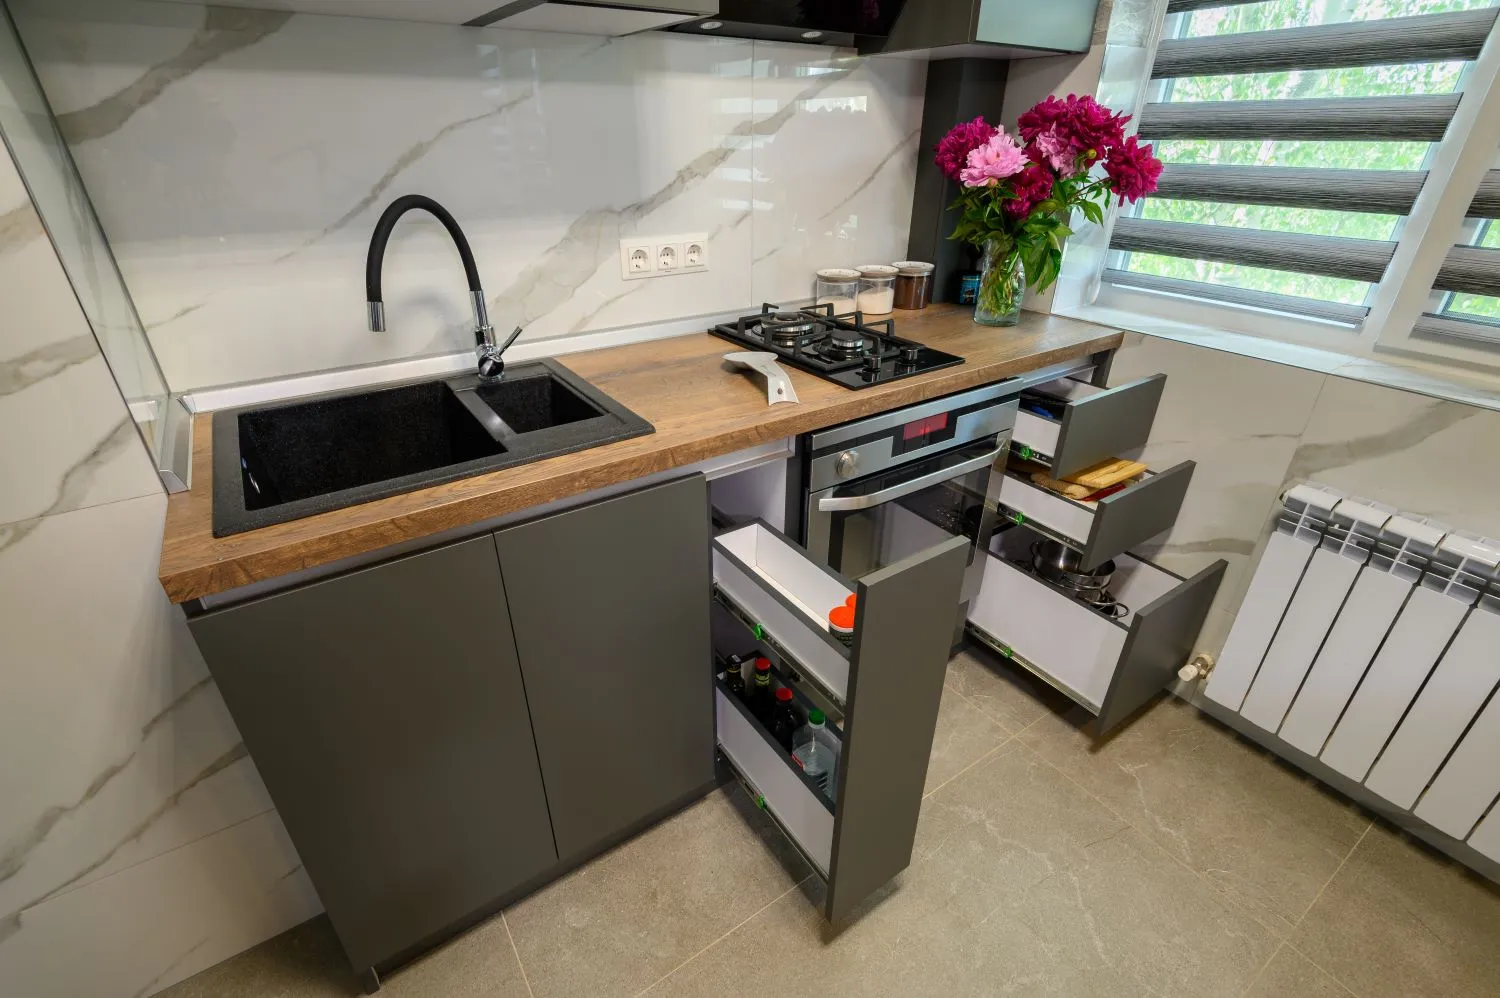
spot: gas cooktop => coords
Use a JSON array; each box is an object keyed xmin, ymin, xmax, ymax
[{"xmin": 709, "ymin": 304, "xmax": 964, "ymax": 389}]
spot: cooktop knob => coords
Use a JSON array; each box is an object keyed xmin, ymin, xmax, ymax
[
  {"xmin": 899, "ymin": 344, "xmax": 922, "ymax": 364},
  {"xmin": 862, "ymin": 354, "xmax": 881, "ymax": 372},
  {"xmin": 835, "ymin": 450, "xmax": 858, "ymax": 478}
]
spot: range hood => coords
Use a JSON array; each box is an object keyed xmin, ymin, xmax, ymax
[
  {"xmin": 666, "ymin": 0, "xmax": 906, "ymax": 47},
  {"xmin": 472, "ymin": 0, "xmax": 718, "ymax": 34},
  {"xmin": 873, "ymin": 0, "xmax": 1101, "ymax": 58}
]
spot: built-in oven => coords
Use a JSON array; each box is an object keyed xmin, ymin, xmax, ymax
[{"xmin": 800, "ymin": 384, "xmax": 1019, "ymax": 643}]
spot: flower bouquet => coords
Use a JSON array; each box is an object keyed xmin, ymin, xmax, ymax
[{"xmin": 934, "ymin": 95, "xmax": 1163, "ymax": 325}]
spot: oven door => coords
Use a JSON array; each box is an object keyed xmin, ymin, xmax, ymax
[{"xmin": 804, "ymin": 434, "xmax": 1011, "ymax": 638}]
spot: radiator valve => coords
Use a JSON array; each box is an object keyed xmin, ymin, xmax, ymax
[{"xmin": 1178, "ymin": 652, "xmax": 1215, "ymax": 684}]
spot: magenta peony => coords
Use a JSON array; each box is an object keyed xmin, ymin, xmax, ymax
[
  {"xmin": 960, "ymin": 130, "xmax": 1027, "ymax": 187},
  {"xmin": 934, "ymin": 116, "xmax": 998, "ymax": 183},
  {"xmin": 1005, "ymin": 162, "xmax": 1055, "ymax": 217},
  {"xmin": 1018, "ymin": 94, "xmax": 1127, "ymax": 165},
  {"xmin": 1103, "ymin": 135, "xmax": 1163, "ymax": 204}
]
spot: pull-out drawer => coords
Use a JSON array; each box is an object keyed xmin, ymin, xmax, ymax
[
  {"xmin": 710, "ymin": 520, "xmax": 969, "ymax": 923},
  {"xmin": 1012, "ymin": 374, "xmax": 1166, "ymax": 479},
  {"xmin": 997, "ymin": 462, "xmax": 1195, "ymax": 571},
  {"xmin": 967, "ymin": 525, "xmax": 1224, "ymax": 735}
]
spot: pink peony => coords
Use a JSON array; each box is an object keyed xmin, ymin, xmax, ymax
[
  {"xmin": 1019, "ymin": 94, "xmax": 1128, "ymax": 172},
  {"xmin": 1103, "ymin": 135, "xmax": 1163, "ymax": 204},
  {"xmin": 959, "ymin": 130, "xmax": 1027, "ymax": 187},
  {"xmin": 1005, "ymin": 162, "xmax": 1055, "ymax": 217},
  {"xmin": 934, "ymin": 117, "xmax": 998, "ymax": 183}
]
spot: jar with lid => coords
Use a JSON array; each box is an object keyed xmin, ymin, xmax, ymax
[
  {"xmin": 855, "ymin": 264, "xmax": 898, "ymax": 316},
  {"xmin": 892, "ymin": 261, "xmax": 935, "ymax": 310},
  {"xmin": 815, "ymin": 269, "xmax": 860, "ymax": 315}
]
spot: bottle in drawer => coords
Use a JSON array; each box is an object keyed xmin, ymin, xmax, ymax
[
  {"xmin": 724, "ymin": 654, "xmax": 748, "ymax": 700},
  {"xmin": 750, "ymin": 657, "xmax": 775, "ymax": 723},
  {"xmin": 770, "ymin": 687, "xmax": 804, "ymax": 750},
  {"xmin": 792, "ymin": 709, "xmax": 839, "ymax": 795}
]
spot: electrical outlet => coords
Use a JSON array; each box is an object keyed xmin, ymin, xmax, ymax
[
  {"xmin": 620, "ymin": 242, "xmax": 653, "ymax": 279},
  {"xmin": 620, "ymin": 233, "xmax": 708, "ymax": 280}
]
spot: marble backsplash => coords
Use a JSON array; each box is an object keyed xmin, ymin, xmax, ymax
[{"xmin": 11, "ymin": 0, "xmax": 924, "ymax": 392}]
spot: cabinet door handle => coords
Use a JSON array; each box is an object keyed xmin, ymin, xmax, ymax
[{"xmin": 817, "ymin": 443, "xmax": 1006, "ymax": 513}]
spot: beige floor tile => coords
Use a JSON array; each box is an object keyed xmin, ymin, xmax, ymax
[
  {"xmin": 381, "ymin": 913, "xmax": 532, "ymax": 998},
  {"xmin": 155, "ymin": 916, "xmax": 356, "ymax": 998},
  {"xmin": 944, "ymin": 647, "xmax": 1073, "ymax": 733},
  {"xmin": 921, "ymin": 682, "xmax": 1010, "ymax": 796},
  {"xmin": 651, "ymin": 742, "xmax": 1276, "ymax": 998},
  {"xmin": 1244, "ymin": 946, "xmax": 1355, "ymax": 998},
  {"xmin": 503, "ymin": 786, "xmax": 807, "ymax": 998},
  {"xmin": 1291, "ymin": 825, "xmax": 1500, "ymax": 998},
  {"xmin": 1020, "ymin": 695, "xmax": 1369, "ymax": 933}
]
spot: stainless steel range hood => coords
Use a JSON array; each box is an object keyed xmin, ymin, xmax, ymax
[
  {"xmin": 873, "ymin": 0, "xmax": 1101, "ymax": 58},
  {"xmin": 470, "ymin": 0, "xmax": 718, "ymax": 34}
]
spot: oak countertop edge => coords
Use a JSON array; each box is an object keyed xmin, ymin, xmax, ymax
[{"xmin": 160, "ymin": 306, "xmax": 1122, "ymax": 604}]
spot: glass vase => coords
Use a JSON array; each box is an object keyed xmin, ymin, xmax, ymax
[{"xmin": 974, "ymin": 239, "xmax": 1025, "ymax": 326}]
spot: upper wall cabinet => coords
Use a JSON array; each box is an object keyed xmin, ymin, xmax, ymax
[{"xmin": 152, "ymin": 0, "xmax": 718, "ymax": 33}]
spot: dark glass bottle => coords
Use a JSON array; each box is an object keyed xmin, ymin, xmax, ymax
[
  {"xmin": 751, "ymin": 657, "xmax": 775, "ymax": 723},
  {"xmin": 770, "ymin": 686, "xmax": 804, "ymax": 751},
  {"xmin": 723, "ymin": 654, "xmax": 747, "ymax": 700}
]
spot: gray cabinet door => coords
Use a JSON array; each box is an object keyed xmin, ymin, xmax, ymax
[
  {"xmin": 189, "ymin": 535, "xmax": 557, "ymax": 975},
  {"xmin": 495, "ymin": 475, "xmax": 715, "ymax": 861}
]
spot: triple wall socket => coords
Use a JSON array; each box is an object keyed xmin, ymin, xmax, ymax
[{"xmin": 619, "ymin": 232, "xmax": 708, "ymax": 280}]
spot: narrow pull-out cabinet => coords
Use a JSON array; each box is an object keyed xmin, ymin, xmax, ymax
[{"xmin": 710, "ymin": 520, "xmax": 970, "ymax": 924}]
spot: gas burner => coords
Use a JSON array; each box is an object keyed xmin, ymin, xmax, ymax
[
  {"xmin": 709, "ymin": 302, "xmax": 964, "ymax": 390},
  {"xmin": 825, "ymin": 328, "xmax": 866, "ymax": 356}
]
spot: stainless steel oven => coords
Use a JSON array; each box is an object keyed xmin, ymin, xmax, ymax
[{"xmin": 800, "ymin": 384, "xmax": 1018, "ymax": 642}]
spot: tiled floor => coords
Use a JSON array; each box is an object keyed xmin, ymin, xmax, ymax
[{"xmin": 159, "ymin": 649, "xmax": 1500, "ymax": 998}]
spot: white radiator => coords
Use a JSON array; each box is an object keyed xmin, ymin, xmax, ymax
[{"xmin": 1206, "ymin": 485, "xmax": 1500, "ymax": 867}]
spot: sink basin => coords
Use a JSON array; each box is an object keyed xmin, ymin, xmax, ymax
[{"xmin": 212, "ymin": 359, "xmax": 653, "ymax": 536}]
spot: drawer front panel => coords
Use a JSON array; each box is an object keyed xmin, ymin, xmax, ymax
[
  {"xmin": 1013, "ymin": 374, "xmax": 1166, "ymax": 478},
  {"xmin": 998, "ymin": 462, "xmax": 1194, "ymax": 571}
]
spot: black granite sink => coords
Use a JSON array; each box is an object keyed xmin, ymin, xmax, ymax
[{"xmin": 212, "ymin": 359, "xmax": 653, "ymax": 537}]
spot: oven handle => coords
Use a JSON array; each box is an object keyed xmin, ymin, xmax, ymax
[{"xmin": 816, "ymin": 442, "xmax": 1007, "ymax": 513}]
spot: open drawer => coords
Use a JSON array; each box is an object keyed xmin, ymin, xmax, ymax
[
  {"xmin": 1012, "ymin": 374, "xmax": 1166, "ymax": 479},
  {"xmin": 967, "ymin": 524, "xmax": 1225, "ymax": 735},
  {"xmin": 710, "ymin": 519, "xmax": 969, "ymax": 923},
  {"xmin": 997, "ymin": 462, "xmax": 1196, "ymax": 572}
]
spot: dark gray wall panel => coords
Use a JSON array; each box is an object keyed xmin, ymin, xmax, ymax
[
  {"xmin": 826, "ymin": 535, "xmax": 970, "ymax": 925},
  {"xmin": 495, "ymin": 474, "xmax": 715, "ymax": 861},
  {"xmin": 190, "ymin": 536, "xmax": 558, "ymax": 974}
]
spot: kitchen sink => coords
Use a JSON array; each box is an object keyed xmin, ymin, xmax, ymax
[{"xmin": 212, "ymin": 359, "xmax": 653, "ymax": 536}]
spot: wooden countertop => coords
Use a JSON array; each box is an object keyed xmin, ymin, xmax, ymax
[{"xmin": 160, "ymin": 305, "xmax": 1121, "ymax": 603}]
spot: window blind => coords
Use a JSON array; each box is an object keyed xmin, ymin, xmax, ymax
[
  {"xmin": 1108, "ymin": 0, "xmax": 1500, "ymax": 325},
  {"xmin": 1417, "ymin": 167, "xmax": 1500, "ymax": 342}
]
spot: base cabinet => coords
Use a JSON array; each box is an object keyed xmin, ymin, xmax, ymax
[
  {"xmin": 189, "ymin": 534, "xmax": 558, "ymax": 979},
  {"xmin": 494, "ymin": 474, "xmax": 716, "ymax": 862}
]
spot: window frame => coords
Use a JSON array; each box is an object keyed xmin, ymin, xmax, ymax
[{"xmin": 1056, "ymin": 0, "xmax": 1500, "ymax": 379}]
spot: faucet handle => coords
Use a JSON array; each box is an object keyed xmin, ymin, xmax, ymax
[{"xmin": 477, "ymin": 347, "xmax": 506, "ymax": 383}]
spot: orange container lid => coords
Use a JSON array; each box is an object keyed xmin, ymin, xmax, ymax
[
  {"xmin": 828, "ymin": 604, "xmax": 856, "ymax": 631},
  {"xmin": 845, "ymin": 593, "xmax": 857, "ymax": 608}
]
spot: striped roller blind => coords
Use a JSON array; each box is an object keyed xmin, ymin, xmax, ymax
[
  {"xmin": 1107, "ymin": 0, "xmax": 1500, "ymax": 324},
  {"xmin": 1417, "ymin": 168, "xmax": 1500, "ymax": 342}
]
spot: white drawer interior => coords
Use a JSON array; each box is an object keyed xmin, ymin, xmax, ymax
[
  {"xmin": 998, "ymin": 471, "xmax": 1137, "ymax": 546},
  {"xmin": 968, "ymin": 532, "xmax": 1181, "ymax": 709},
  {"xmin": 713, "ymin": 523, "xmax": 853, "ymax": 701},
  {"xmin": 715, "ymin": 686, "xmax": 833, "ymax": 875},
  {"xmin": 1013, "ymin": 409, "xmax": 1060, "ymax": 458}
]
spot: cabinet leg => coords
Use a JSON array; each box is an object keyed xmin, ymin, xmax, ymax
[{"xmin": 359, "ymin": 966, "xmax": 381, "ymax": 994}]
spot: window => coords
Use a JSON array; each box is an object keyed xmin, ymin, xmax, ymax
[{"xmin": 1094, "ymin": 0, "xmax": 1500, "ymax": 358}]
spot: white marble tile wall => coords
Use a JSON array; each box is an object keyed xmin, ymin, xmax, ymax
[
  {"xmin": 12, "ymin": 0, "xmax": 924, "ymax": 393},
  {"xmin": 1108, "ymin": 330, "xmax": 1500, "ymax": 657},
  {"xmin": 0, "ymin": 132, "xmax": 310, "ymax": 995}
]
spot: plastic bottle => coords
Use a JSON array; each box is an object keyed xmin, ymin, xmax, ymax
[{"xmin": 792, "ymin": 709, "xmax": 838, "ymax": 796}]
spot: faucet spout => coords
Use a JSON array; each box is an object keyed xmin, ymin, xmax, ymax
[{"xmin": 365, "ymin": 196, "xmax": 496, "ymax": 371}]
